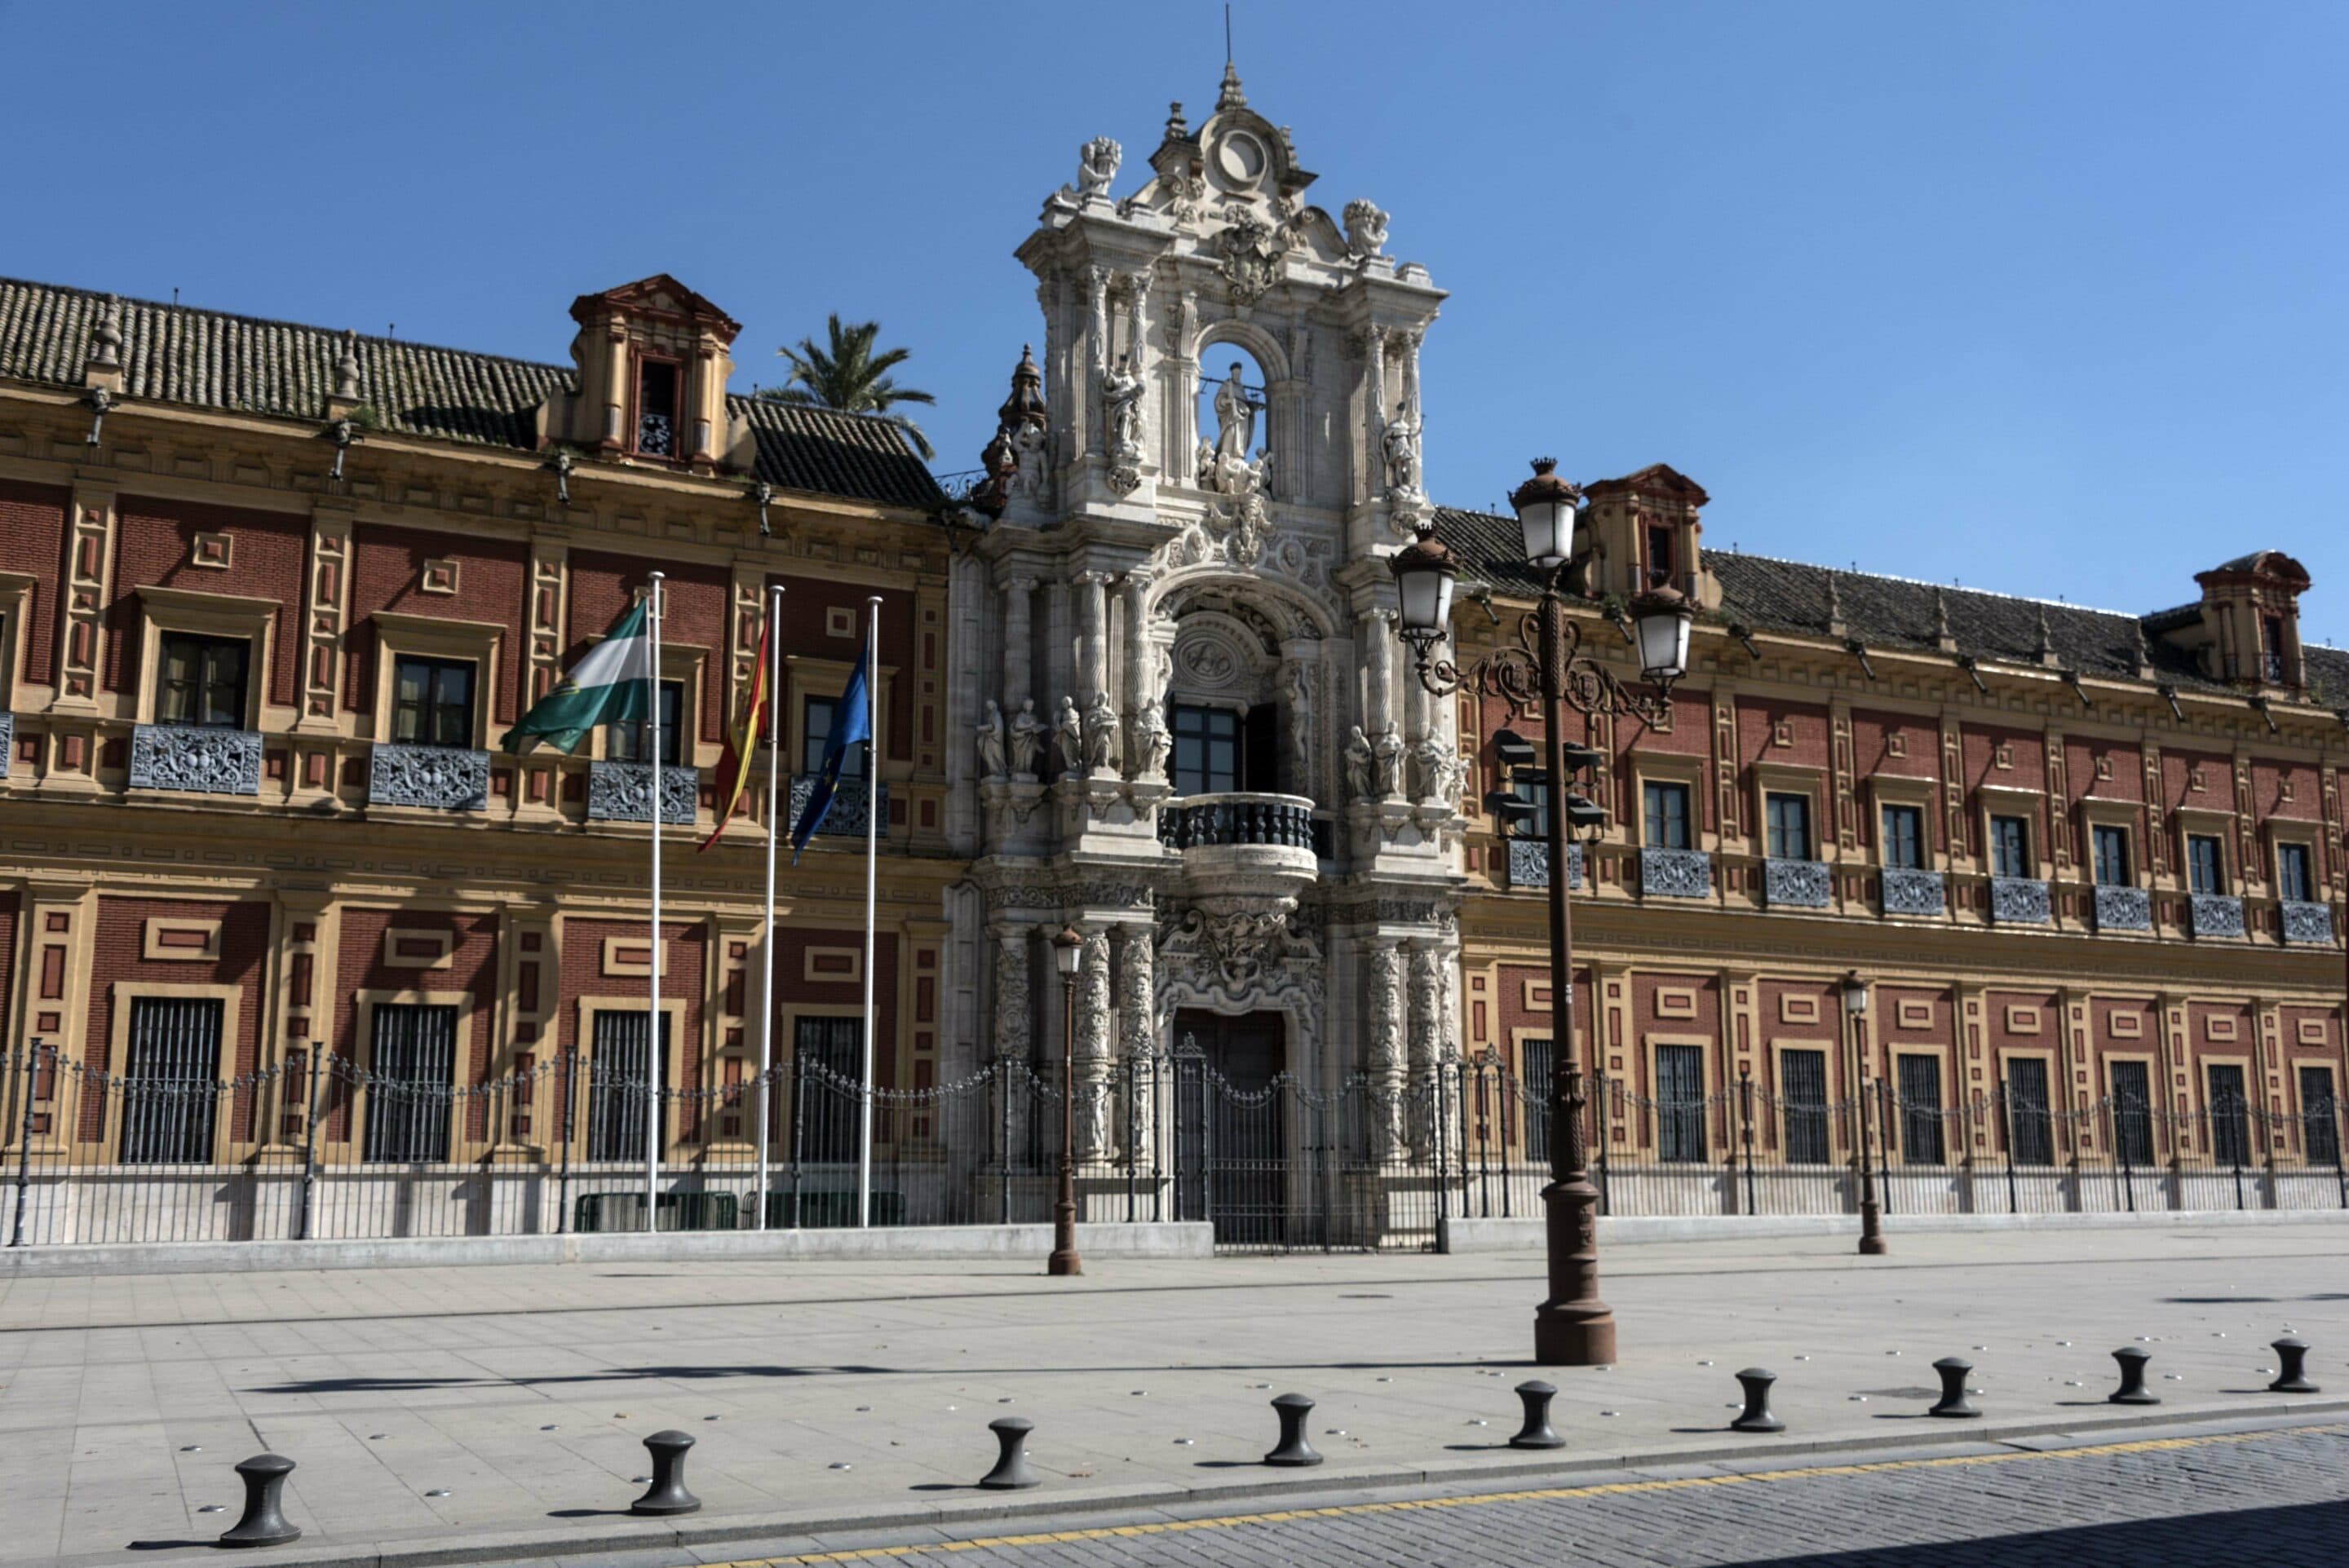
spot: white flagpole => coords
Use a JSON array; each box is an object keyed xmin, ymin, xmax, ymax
[
  {"xmin": 645, "ymin": 572, "xmax": 665, "ymax": 1225},
  {"xmin": 858, "ymin": 594, "xmax": 881, "ymax": 1228},
  {"xmin": 756, "ymin": 583, "xmax": 783, "ymax": 1229}
]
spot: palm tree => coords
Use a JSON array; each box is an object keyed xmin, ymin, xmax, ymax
[{"xmin": 761, "ymin": 314, "xmax": 937, "ymax": 460}]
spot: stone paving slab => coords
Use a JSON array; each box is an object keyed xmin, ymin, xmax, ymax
[{"xmin": 1, "ymin": 1225, "xmax": 2344, "ymax": 1566}]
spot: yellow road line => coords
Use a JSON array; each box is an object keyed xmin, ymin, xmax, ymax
[{"xmin": 717, "ymin": 1424, "xmax": 2344, "ymax": 1566}]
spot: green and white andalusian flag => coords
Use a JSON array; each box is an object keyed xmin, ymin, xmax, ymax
[{"xmin": 501, "ymin": 598, "xmax": 652, "ymax": 754}]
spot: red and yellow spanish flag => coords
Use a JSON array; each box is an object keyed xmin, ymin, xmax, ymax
[{"xmin": 697, "ymin": 614, "xmax": 771, "ymax": 851}]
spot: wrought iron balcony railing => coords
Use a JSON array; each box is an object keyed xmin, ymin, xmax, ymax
[
  {"xmin": 2188, "ymin": 892, "xmax": 2245, "ymax": 940},
  {"xmin": 1880, "ymin": 867, "xmax": 1946, "ymax": 917},
  {"xmin": 129, "ymin": 723, "xmax": 262, "ymax": 796},
  {"xmin": 1763, "ymin": 858, "xmax": 1832, "ymax": 908},
  {"xmin": 787, "ymin": 771, "xmax": 885, "ymax": 838},
  {"xmin": 2093, "ymin": 884, "xmax": 2153, "ymax": 934},
  {"xmin": 1640, "ymin": 846, "xmax": 1712, "ymax": 900},
  {"xmin": 368, "ymin": 743, "xmax": 490, "ymax": 811}
]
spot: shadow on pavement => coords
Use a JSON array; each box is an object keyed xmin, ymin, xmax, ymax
[{"xmin": 1723, "ymin": 1500, "xmax": 2349, "ymax": 1565}]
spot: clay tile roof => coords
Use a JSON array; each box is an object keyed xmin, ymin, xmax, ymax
[{"xmin": 0, "ymin": 276, "xmax": 941, "ymax": 511}]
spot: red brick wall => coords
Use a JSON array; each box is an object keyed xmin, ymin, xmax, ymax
[
  {"xmin": 84, "ymin": 897, "xmax": 270, "ymax": 1138},
  {"xmin": 1736, "ymin": 699, "xmax": 1831, "ymax": 769},
  {"xmin": 346, "ymin": 524, "xmax": 531, "ymax": 726},
  {"xmin": 332, "ymin": 908, "xmax": 500, "ymax": 1074},
  {"xmin": 2253, "ymin": 759, "xmax": 2321, "ymax": 822},
  {"xmin": 568, "ymin": 551, "xmax": 728, "ymax": 743},
  {"xmin": 106, "ymin": 497, "xmax": 307, "ymax": 706},
  {"xmin": 767, "ymin": 928, "xmax": 902, "ymax": 1088},
  {"xmin": 558, "ymin": 917, "xmax": 709, "ymax": 1088},
  {"xmin": 0, "ymin": 479, "xmax": 68, "ymax": 687},
  {"xmin": 770, "ymin": 573, "xmax": 922, "ymax": 764}
]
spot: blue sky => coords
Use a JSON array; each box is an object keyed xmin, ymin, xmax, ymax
[{"xmin": 5, "ymin": 2, "xmax": 2343, "ymax": 641}]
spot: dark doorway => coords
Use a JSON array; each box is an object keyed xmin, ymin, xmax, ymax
[{"xmin": 1172, "ymin": 1009, "xmax": 1292, "ymax": 1248}]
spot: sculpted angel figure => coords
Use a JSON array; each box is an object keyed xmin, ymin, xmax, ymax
[
  {"xmin": 1053, "ymin": 696, "xmax": 1085, "ymax": 775},
  {"xmin": 1343, "ymin": 725, "xmax": 1376, "ymax": 802},
  {"xmin": 976, "ymin": 700, "xmax": 1008, "ymax": 780},
  {"xmin": 1074, "ymin": 135, "xmax": 1121, "ymax": 201},
  {"xmin": 1343, "ymin": 198, "xmax": 1390, "ymax": 262},
  {"xmin": 1008, "ymin": 698, "xmax": 1046, "ymax": 779}
]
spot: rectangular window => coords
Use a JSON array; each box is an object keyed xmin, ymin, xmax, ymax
[
  {"xmin": 608, "ymin": 680, "xmax": 685, "ymax": 768},
  {"xmin": 2207, "ymin": 1063, "xmax": 2251, "ymax": 1168},
  {"xmin": 391, "ymin": 656, "xmax": 476, "ymax": 749},
  {"xmin": 2186, "ymin": 833, "xmax": 2225, "ymax": 895},
  {"xmin": 1520, "ymin": 1036, "xmax": 1552, "ymax": 1164},
  {"xmin": 635, "ymin": 358, "xmax": 679, "ymax": 457},
  {"xmin": 2092, "ymin": 824, "xmax": 2132, "ymax": 887},
  {"xmin": 1643, "ymin": 780, "xmax": 1692, "ymax": 850},
  {"xmin": 1643, "ymin": 522, "xmax": 1675, "ymax": 590},
  {"xmin": 793, "ymin": 1014, "xmax": 865, "ymax": 1164},
  {"xmin": 2111, "ymin": 1060, "xmax": 2154, "ymax": 1168},
  {"xmin": 1170, "ymin": 704, "xmax": 1240, "ymax": 796},
  {"xmin": 1779, "ymin": 1048, "xmax": 1830, "ymax": 1164},
  {"xmin": 2263, "ymin": 613, "xmax": 2288, "ymax": 684},
  {"xmin": 1881, "ymin": 804, "xmax": 1926, "ymax": 871},
  {"xmin": 798, "ymin": 690, "xmax": 869, "ymax": 778},
  {"xmin": 119, "ymin": 996, "xmax": 223, "ymax": 1164},
  {"xmin": 2006, "ymin": 1057, "xmax": 2053, "ymax": 1166},
  {"xmin": 1510, "ymin": 778, "xmax": 1551, "ymax": 840},
  {"xmin": 586, "ymin": 1009, "xmax": 671, "ymax": 1163},
  {"xmin": 2299, "ymin": 1067, "xmax": 2340, "ymax": 1168},
  {"xmin": 2278, "ymin": 841, "xmax": 2314, "ymax": 904},
  {"xmin": 1990, "ymin": 815, "xmax": 2031, "ymax": 879},
  {"xmin": 1896, "ymin": 1053, "xmax": 1944, "ymax": 1165},
  {"xmin": 1655, "ymin": 1044, "xmax": 1705, "ymax": 1164},
  {"xmin": 157, "ymin": 633, "xmax": 250, "ymax": 728},
  {"xmin": 362, "ymin": 1003, "xmax": 457, "ymax": 1164},
  {"xmin": 1765, "ymin": 792, "xmax": 1813, "ymax": 861}
]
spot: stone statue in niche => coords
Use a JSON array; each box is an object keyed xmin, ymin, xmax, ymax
[
  {"xmin": 1135, "ymin": 699, "xmax": 1172, "ymax": 782},
  {"xmin": 1372, "ymin": 726, "xmax": 1406, "ymax": 798},
  {"xmin": 1011, "ymin": 421, "xmax": 1050, "ymax": 502},
  {"xmin": 1083, "ymin": 689, "xmax": 1120, "ymax": 773},
  {"xmin": 1212, "ymin": 362, "xmax": 1255, "ymax": 463},
  {"xmin": 976, "ymin": 700, "xmax": 1009, "ymax": 780},
  {"xmin": 1413, "ymin": 733, "xmax": 1458, "ymax": 806},
  {"xmin": 1343, "ymin": 725, "xmax": 1376, "ymax": 802},
  {"xmin": 1008, "ymin": 698, "xmax": 1046, "ymax": 780},
  {"xmin": 1102, "ymin": 352, "xmax": 1146, "ymax": 493},
  {"xmin": 1072, "ymin": 135, "xmax": 1121, "ymax": 202},
  {"xmin": 1053, "ymin": 696, "xmax": 1084, "ymax": 775},
  {"xmin": 1343, "ymin": 199, "xmax": 1390, "ymax": 263},
  {"xmin": 1382, "ymin": 400, "xmax": 1422, "ymax": 502}
]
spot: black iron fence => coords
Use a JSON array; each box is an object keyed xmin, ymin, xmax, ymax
[{"xmin": 6, "ymin": 1040, "xmax": 2343, "ymax": 1251}]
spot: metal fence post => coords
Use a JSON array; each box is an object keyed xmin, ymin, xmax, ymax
[
  {"xmin": 1737, "ymin": 1064, "xmax": 1757, "ymax": 1219},
  {"xmin": 1124, "ymin": 1053, "xmax": 1138, "ymax": 1225},
  {"xmin": 556, "ymin": 1049, "xmax": 575, "ymax": 1235},
  {"xmin": 9, "ymin": 1042, "xmax": 41, "ymax": 1248},
  {"xmin": 298, "ymin": 1045, "xmax": 323, "ymax": 1243},
  {"xmin": 1593, "ymin": 1069, "xmax": 1610, "ymax": 1217},
  {"xmin": 998, "ymin": 1059, "xmax": 1012, "ymax": 1226},
  {"xmin": 1996, "ymin": 1076, "xmax": 2018, "ymax": 1215}
]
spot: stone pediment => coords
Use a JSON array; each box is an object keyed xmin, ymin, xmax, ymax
[{"xmin": 568, "ymin": 274, "xmax": 741, "ymax": 340}]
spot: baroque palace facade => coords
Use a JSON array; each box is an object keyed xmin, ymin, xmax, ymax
[{"xmin": 1, "ymin": 67, "xmax": 2343, "ymax": 1241}]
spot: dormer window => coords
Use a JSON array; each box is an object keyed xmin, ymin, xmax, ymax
[
  {"xmin": 1645, "ymin": 522, "xmax": 1676, "ymax": 590},
  {"xmin": 635, "ymin": 357, "xmax": 679, "ymax": 458},
  {"xmin": 2262, "ymin": 613, "xmax": 2287, "ymax": 684}
]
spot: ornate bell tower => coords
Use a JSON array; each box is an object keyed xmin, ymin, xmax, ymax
[{"xmin": 947, "ymin": 66, "xmax": 1464, "ymax": 1176}]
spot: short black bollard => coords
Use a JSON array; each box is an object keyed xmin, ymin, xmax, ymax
[
  {"xmin": 980, "ymin": 1416, "xmax": 1040, "ymax": 1490},
  {"xmin": 1730, "ymin": 1368, "xmax": 1784, "ymax": 1433},
  {"xmin": 1928, "ymin": 1357, "xmax": 1979, "ymax": 1419},
  {"xmin": 2108, "ymin": 1346, "xmax": 2159, "ymax": 1406},
  {"xmin": 1263, "ymin": 1393, "xmax": 1323, "ymax": 1467},
  {"xmin": 1510, "ymin": 1380, "xmax": 1564, "ymax": 1450},
  {"xmin": 2270, "ymin": 1337, "xmax": 2320, "ymax": 1394},
  {"xmin": 630, "ymin": 1430, "xmax": 701, "ymax": 1515},
  {"xmin": 218, "ymin": 1453, "xmax": 301, "ymax": 1548}
]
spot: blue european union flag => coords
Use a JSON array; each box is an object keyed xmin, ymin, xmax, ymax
[{"xmin": 790, "ymin": 643, "xmax": 870, "ymax": 863}]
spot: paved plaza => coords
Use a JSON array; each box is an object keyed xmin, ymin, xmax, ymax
[{"xmin": 2, "ymin": 1225, "xmax": 2346, "ymax": 1566}]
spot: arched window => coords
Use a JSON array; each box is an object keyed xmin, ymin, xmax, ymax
[{"xmin": 1195, "ymin": 346, "xmax": 1267, "ymax": 478}]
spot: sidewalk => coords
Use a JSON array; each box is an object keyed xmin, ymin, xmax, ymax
[{"xmin": 2, "ymin": 1224, "xmax": 2342, "ymax": 1566}]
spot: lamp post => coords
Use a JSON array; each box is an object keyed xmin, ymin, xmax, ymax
[
  {"xmin": 1050, "ymin": 925, "xmax": 1084, "ymax": 1278},
  {"xmin": 1387, "ymin": 457, "xmax": 1693, "ymax": 1367},
  {"xmin": 1842, "ymin": 969, "xmax": 1887, "ymax": 1256}
]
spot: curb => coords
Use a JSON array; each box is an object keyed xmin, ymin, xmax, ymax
[{"xmin": 93, "ymin": 1397, "xmax": 2349, "ymax": 1568}]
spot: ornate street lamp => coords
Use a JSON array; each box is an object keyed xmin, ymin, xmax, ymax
[
  {"xmin": 1843, "ymin": 969, "xmax": 1887, "ymax": 1256},
  {"xmin": 1388, "ymin": 457, "xmax": 1695, "ymax": 1367},
  {"xmin": 1050, "ymin": 925, "xmax": 1085, "ymax": 1277}
]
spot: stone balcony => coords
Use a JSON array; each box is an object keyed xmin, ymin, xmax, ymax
[
  {"xmin": 1159, "ymin": 792, "xmax": 1320, "ymax": 890},
  {"xmin": 1989, "ymin": 877, "xmax": 2051, "ymax": 925},
  {"xmin": 368, "ymin": 743, "xmax": 489, "ymax": 811},
  {"xmin": 129, "ymin": 723, "xmax": 262, "ymax": 796},
  {"xmin": 1501, "ymin": 838, "xmax": 1581, "ymax": 891},
  {"xmin": 1763, "ymin": 858, "xmax": 1831, "ymax": 909},
  {"xmin": 1640, "ymin": 846, "xmax": 1712, "ymax": 900},
  {"xmin": 1880, "ymin": 867, "xmax": 1947, "ymax": 918},
  {"xmin": 588, "ymin": 761, "xmax": 701, "ymax": 825},
  {"xmin": 2188, "ymin": 892, "xmax": 2245, "ymax": 940},
  {"xmin": 2093, "ymin": 884, "xmax": 2153, "ymax": 934}
]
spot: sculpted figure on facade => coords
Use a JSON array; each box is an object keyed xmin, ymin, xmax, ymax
[
  {"xmin": 1382, "ymin": 400, "xmax": 1422, "ymax": 502},
  {"xmin": 1133, "ymin": 698, "xmax": 1171, "ymax": 782},
  {"xmin": 1343, "ymin": 199, "xmax": 1390, "ymax": 263},
  {"xmin": 1212, "ymin": 361, "xmax": 1255, "ymax": 462},
  {"xmin": 1371, "ymin": 726, "xmax": 1406, "ymax": 799},
  {"xmin": 1053, "ymin": 696, "xmax": 1084, "ymax": 775},
  {"xmin": 1064, "ymin": 135, "xmax": 1121, "ymax": 205},
  {"xmin": 976, "ymin": 700, "xmax": 1009, "ymax": 780},
  {"xmin": 1413, "ymin": 733, "xmax": 1459, "ymax": 807},
  {"xmin": 1343, "ymin": 725, "xmax": 1376, "ymax": 802},
  {"xmin": 1102, "ymin": 351, "xmax": 1146, "ymax": 493},
  {"xmin": 1083, "ymin": 688, "xmax": 1120, "ymax": 773},
  {"xmin": 1008, "ymin": 697, "xmax": 1045, "ymax": 780}
]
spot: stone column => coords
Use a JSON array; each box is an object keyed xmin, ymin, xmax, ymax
[
  {"xmin": 992, "ymin": 925, "xmax": 1034, "ymax": 1160},
  {"xmin": 1361, "ymin": 331, "xmax": 1387, "ymax": 508},
  {"xmin": 1406, "ymin": 942, "xmax": 1445, "ymax": 1155},
  {"xmin": 1361, "ymin": 610, "xmax": 1401, "ymax": 800},
  {"xmin": 1124, "ymin": 568, "xmax": 1158, "ymax": 776},
  {"xmin": 1117, "ymin": 924, "xmax": 1157, "ymax": 1166},
  {"xmin": 1076, "ymin": 571, "xmax": 1111, "ymax": 704},
  {"xmin": 1085, "ymin": 267, "xmax": 1110, "ymax": 457},
  {"xmin": 1002, "ymin": 575, "xmax": 1034, "ymax": 761},
  {"xmin": 1363, "ymin": 937, "xmax": 1405, "ymax": 1158},
  {"xmin": 1075, "ymin": 926, "xmax": 1114, "ymax": 1159}
]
